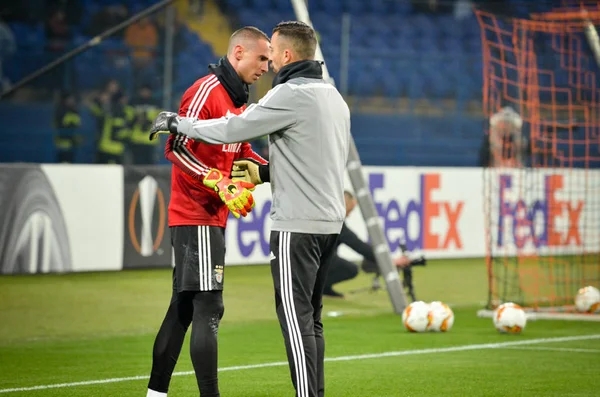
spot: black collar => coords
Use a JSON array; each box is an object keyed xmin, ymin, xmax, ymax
[
  {"xmin": 272, "ymin": 60, "xmax": 323, "ymax": 87},
  {"xmin": 208, "ymin": 56, "xmax": 249, "ymax": 108}
]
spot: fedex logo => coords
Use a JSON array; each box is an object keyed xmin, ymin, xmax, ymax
[
  {"xmin": 497, "ymin": 174, "xmax": 583, "ymax": 248},
  {"xmin": 370, "ymin": 173, "xmax": 464, "ymax": 251}
]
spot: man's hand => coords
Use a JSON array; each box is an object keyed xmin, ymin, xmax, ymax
[
  {"xmin": 149, "ymin": 111, "xmax": 179, "ymax": 141},
  {"xmin": 203, "ymin": 169, "xmax": 255, "ymax": 218},
  {"xmin": 394, "ymin": 256, "xmax": 411, "ymax": 269},
  {"xmin": 231, "ymin": 158, "xmax": 264, "ymax": 185}
]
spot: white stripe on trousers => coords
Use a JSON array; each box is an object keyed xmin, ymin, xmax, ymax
[
  {"xmin": 206, "ymin": 226, "xmax": 213, "ymax": 291},
  {"xmin": 198, "ymin": 226, "xmax": 204, "ymax": 290},
  {"xmin": 197, "ymin": 226, "xmax": 212, "ymax": 291},
  {"xmin": 279, "ymin": 231, "xmax": 308, "ymax": 397}
]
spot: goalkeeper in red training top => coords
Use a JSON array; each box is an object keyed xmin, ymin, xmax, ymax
[{"xmin": 146, "ymin": 27, "xmax": 269, "ymax": 397}]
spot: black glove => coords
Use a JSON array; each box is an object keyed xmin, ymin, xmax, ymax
[{"xmin": 149, "ymin": 111, "xmax": 179, "ymax": 141}]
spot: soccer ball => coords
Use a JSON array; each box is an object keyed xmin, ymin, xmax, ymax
[
  {"xmin": 402, "ymin": 301, "xmax": 431, "ymax": 333},
  {"xmin": 575, "ymin": 286, "xmax": 600, "ymax": 313},
  {"xmin": 427, "ymin": 301, "xmax": 455, "ymax": 332},
  {"xmin": 493, "ymin": 302, "xmax": 527, "ymax": 334}
]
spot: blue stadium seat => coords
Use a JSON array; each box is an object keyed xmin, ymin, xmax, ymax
[
  {"xmin": 9, "ymin": 23, "xmax": 45, "ymax": 49},
  {"xmin": 388, "ymin": 0, "xmax": 412, "ymax": 15},
  {"xmin": 351, "ymin": 65, "xmax": 378, "ymax": 96},
  {"xmin": 272, "ymin": 0, "xmax": 293, "ymax": 11},
  {"xmin": 345, "ymin": 0, "xmax": 366, "ymax": 15},
  {"xmin": 245, "ymin": 0, "xmax": 264, "ymax": 8},
  {"xmin": 320, "ymin": 0, "xmax": 343, "ymax": 14},
  {"xmin": 226, "ymin": 0, "xmax": 247, "ymax": 9},
  {"xmin": 381, "ymin": 70, "xmax": 403, "ymax": 98},
  {"xmin": 442, "ymin": 36, "xmax": 464, "ymax": 54},
  {"xmin": 412, "ymin": 15, "xmax": 437, "ymax": 38},
  {"xmin": 408, "ymin": 74, "xmax": 426, "ymax": 99}
]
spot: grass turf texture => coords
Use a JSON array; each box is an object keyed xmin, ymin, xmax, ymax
[{"xmin": 1, "ymin": 258, "xmax": 599, "ymax": 396}]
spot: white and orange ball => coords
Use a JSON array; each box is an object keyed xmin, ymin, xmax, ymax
[
  {"xmin": 402, "ymin": 301, "xmax": 431, "ymax": 333},
  {"xmin": 493, "ymin": 302, "xmax": 527, "ymax": 334},
  {"xmin": 427, "ymin": 301, "xmax": 454, "ymax": 332},
  {"xmin": 575, "ymin": 286, "xmax": 600, "ymax": 313}
]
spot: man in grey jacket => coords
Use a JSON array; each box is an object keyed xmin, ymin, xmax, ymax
[{"xmin": 150, "ymin": 21, "xmax": 350, "ymax": 397}]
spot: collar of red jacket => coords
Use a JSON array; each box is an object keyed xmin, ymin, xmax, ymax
[{"xmin": 208, "ymin": 56, "xmax": 249, "ymax": 108}]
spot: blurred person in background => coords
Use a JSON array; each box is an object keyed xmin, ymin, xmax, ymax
[
  {"xmin": 483, "ymin": 106, "xmax": 527, "ymax": 167},
  {"xmin": 47, "ymin": 0, "xmax": 82, "ymax": 25},
  {"xmin": 0, "ymin": 15, "xmax": 15, "ymax": 93},
  {"xmin": 124, "ymin": 16, "xmax": 158, "ymax": 89},
  {"xmin": 157, "ymin": 13, "xmax": 188, "ymax": 59},
  {"xmin": 54, "ymin": 92, "xmax": 81, "ymax": 163},
  {"xmin": 126, "ymin": 85, "xmax": 160, "ymax": 164},
  {"xmin": 324, "ymin": 191, "xmax": 426, "ymax": 299},
  {"xmin": 86, "ymin": 80, "xmax": 117, "ymax": 154},
  {"xmin": 45, "ymin": 8, "xmax": 70, "ymax": 53},
  {"xmin": 453, "ymin": 0, "xmax": 473, "ymax": 20},
  {"xmin": 88, "ymin": 80, "xmax": 130, "ymax": 164},
  {"xmin": 86, "ymin": 4, "xmax": 129, "ymax": 37},
  {"xmin": 45, "ymin": 7, "xmax": 70, "ymax": 94},
  {"xmin": 145, "ymin": 26, "xmax": 270, "ymax": 397},
  {"xmin": 412, "ymin": 0, "xmax": 455, "ymax": 14}
]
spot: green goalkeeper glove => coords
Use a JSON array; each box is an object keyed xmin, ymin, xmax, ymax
[
  {"xmin": 231, "ymin": 158, "xmax": 268, "ymax": 185},
  {"xmin": 203, "ymin": 169, "xmax": 255, "ymax": 218}
]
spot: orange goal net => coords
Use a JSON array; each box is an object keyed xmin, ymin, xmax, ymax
[{"xmin": 476, "ymin": 4, "xmax": 600, "ymax": 311}]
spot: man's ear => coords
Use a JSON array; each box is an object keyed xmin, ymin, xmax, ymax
[
  {"xmin": 284, "ymin": 48, "xmax": 293, "ymax": 63},
  {"xmin": 234, "ymin": 45, "xmax": 244, "ymax": 61}
]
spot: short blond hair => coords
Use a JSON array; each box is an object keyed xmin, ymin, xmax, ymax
[{"xmin": 227, "ymin": 26, "xmax": 270, "ymax": 54}]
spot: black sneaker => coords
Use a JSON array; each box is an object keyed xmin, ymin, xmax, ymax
[{"xmin": 323, "ymin": 287, "xmax": 344, "ymax": 298}]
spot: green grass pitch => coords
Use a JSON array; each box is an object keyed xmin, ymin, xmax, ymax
[{"xmin": 1, "ymin": 258, "xmax": 599, "ymax": 396}]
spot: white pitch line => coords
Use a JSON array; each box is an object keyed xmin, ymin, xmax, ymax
[
  {"xmin": 502, "ymin": 346, "xmax": 600, "ymax": 354},
  {"xmin": 1, "ymin": 334, "xmax": 599, "ymax": 394}
]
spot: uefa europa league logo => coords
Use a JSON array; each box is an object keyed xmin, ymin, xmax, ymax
[{"xmin": 129, "ymin": 175, "xmax": 166, "ymax": 257}]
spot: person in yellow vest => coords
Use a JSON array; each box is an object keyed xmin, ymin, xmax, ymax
[
  {"xmin": 90, "ymin": 89, "xmax": 130, "ymax": 164},
  {"xmin": 54, "ymin": 92, "xmax": 82, "ymax": 163},
  {"xmin": 127, "ymin": 85, "xmax": 160, "ymax": 164}
]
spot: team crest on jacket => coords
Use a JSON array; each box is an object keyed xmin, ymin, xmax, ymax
[{"xmin": 214, "ymin": 265, "xmax": 224, "ymax": 284}]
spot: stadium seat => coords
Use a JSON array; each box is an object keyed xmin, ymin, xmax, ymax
[
  {"xmin": 345, "ymin": 0, "xmax": 366, "ymax": 15},
  {"xmin": 320, "ymin": 0, "xmax": 343, "ymax": 14},
  {"xmin": 387, "ymin": 0, "xmax": 412, "ymax": 15},
  {"xmin": 9, "ymin": 23, "xmax": 45, "ymax": 49},
  {"xmin": 10, "ymin": 0, "xmax": 588, "ymax": 168}
]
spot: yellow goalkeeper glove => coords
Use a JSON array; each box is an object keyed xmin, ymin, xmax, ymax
[
  {"xmin": 203, "ymin": 169, "xmax": 255, "ymax": 218},
  {"xmin": 231, "ymin": 158, "xmax": 266, "ymax": 185}
]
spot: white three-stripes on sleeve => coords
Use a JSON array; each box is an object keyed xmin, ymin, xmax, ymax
[
  {"xmin": 172, "ymin": 135, "xmax": 210, "ymax": 177},
  {"xmin": 186, "ymin": 75, "xmax": 220, "ymax": 119}
]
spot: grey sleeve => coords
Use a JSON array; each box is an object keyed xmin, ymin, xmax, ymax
[{"xmin": 176, "ymin": 84, "xmax": 296, "ymax": 144}]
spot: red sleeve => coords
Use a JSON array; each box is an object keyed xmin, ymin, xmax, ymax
[
  {"xmin": 165, "ymin": 76, "xmax": 220, "ymax": 180},
  {"xmin": 165, "ymin": 134, "xmax": 210, "ymax": 181},
  {"xmin": 236, "ymin": 142, "xmax": 268, "ymax": 165},
  {"xmin": 178, "ymin": 75, "xmax": 218, "ymax": 119}
]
